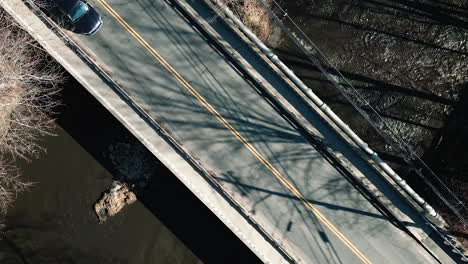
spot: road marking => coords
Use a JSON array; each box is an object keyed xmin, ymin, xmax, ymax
[{"xmin": 93, "ymin": 1, "xmax": 372, "ymax": 263}]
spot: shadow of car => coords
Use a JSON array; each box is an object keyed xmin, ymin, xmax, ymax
[{"xmin": 45, "ymin": 0, "xmax": 103, "ymax": 35}]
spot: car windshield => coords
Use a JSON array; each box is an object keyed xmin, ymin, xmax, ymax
[{"xmin": 69, "ymin": 1, "xmax": 89, "ymax": 22}]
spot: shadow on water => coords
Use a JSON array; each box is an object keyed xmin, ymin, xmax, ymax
[
  {"xmin": 54, "ymin": 77, "xmax": 262, "ymax": 264},
  {"xmin": 0, "ymin": 234, "xmax": 30, "ymax": 264}
]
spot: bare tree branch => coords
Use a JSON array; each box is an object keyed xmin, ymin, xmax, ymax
[
  {"xmin": 0, "ymin": 9, "xmax": 63, "ymax": 160},
  {"xmin": 0, "ymin": 8, "xmax": 63, "ymax": 223}
]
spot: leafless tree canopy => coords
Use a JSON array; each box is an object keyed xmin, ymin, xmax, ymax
[
  {"xmin": 0, "ymin": 10, "xmax": 63, "ymax": 160},
  {"xmin": 0, "ymin": 9, "xmax": 63, "ymax": 223},
  {"xmin": 0, "ymin": 159, "xmax": 32, "ymax": 214}
]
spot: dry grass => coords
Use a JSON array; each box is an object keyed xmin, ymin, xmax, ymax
[{"xmin": 218, "ymin": 0, "xmax": 283, "ymax": 47}]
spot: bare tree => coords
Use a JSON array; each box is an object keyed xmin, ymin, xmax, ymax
[
  {"xmin": 0, "ymin": 9, "xmax": 63, "ymax": 160},
  {"xmin": 0, "ymin": 158, "xmax": 32, "ymax": 215},
  {"xmin": 0, "ymin": 8, "xmax": 63, "ymax": 225}
]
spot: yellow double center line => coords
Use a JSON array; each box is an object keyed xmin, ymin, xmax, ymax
[{"xmin": 94, "ymin": 1, "xmax": 372, "ymax": 263}]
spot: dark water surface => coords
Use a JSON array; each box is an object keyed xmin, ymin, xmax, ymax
[
  {"xmin": 0, "ymin": 77, "xmax": 261, "ymax": 263},
  {"xmin": 1, "ymin": 126, "xmax": 201, "ymax": 264}
]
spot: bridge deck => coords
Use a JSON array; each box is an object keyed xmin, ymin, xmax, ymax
[
  {"xmin": 2, "ymin": 0, "xmax": 456, "ymax": 262},
  {"xmin": 70, "ymin": 0, "xmax": 444, "ymax": 262}
]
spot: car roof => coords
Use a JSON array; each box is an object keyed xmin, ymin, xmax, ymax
[{"xmin": 52, "ymin": 0, "xmax": 81, "ymax": 13}]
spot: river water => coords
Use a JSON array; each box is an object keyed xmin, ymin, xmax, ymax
[
  {"xmin": 1, "ymin": 125, "xmax": 202, "ymax": 264},
  {"xmin": 0, "ymin": 77, "xmax": 260, "ymax": 263}
]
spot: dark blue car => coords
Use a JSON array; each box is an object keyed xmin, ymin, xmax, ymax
[{"xmin": 52, "ymin": 0, "xmax": 103, "ymax": 35}]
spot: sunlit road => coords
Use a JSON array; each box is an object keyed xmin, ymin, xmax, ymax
[{"xmin": 73, "ymin": 0, "xmax": 442, "ymax": 263}]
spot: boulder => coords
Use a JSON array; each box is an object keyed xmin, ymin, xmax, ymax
[{"xmin": 94, "ymin": 181, "xmax": 137, "ymax": 223}]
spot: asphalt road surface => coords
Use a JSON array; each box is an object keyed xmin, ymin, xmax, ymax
[{"xmin": 73, "ymin": 0, "xmax": 447, "ymax": 263}]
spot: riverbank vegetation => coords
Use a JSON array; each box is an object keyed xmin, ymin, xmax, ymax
[
  {"xmin": 218, "ymin": 0, "xmax": 283, "ymax": 47},
  {"xmin": 0, "ymin": 10, "xmax": 62, "ymax": 227}
]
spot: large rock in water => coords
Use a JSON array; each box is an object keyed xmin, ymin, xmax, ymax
[{"xmin": 94, "ymin": 181, "xmax": 137, "ymax": 223}]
